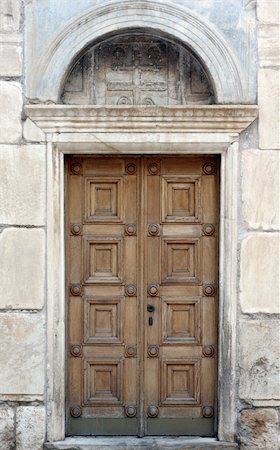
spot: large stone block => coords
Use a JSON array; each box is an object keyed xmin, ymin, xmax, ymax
[
  {"xmin": 0, "ymin": 0, "xmax": 21, "ymax": 31},
  {"xmin": 0, "ymin": 145, "xmax": 46, "ymax": 226},
  {"xmin": 257, "ymin": 0, "xmax": 280, "ymax": 24},
  {"xmin": 239, "ymin": 320, "xmax": 280, "ymax": 402},
  {"xmin": 0, "ymin": 33, "xmax": 22, "ymax": 76},
  {"xmin": 23, "ymin": 118, "xmax": 45, "ymax": 142},
  {"xmin": 0, "ymin": 406, "xmax": 15, "ymax": 450},
  {"xmin": 16, "ymin": 406, "xmax": 45, "ymax": 450},
  {"xmin": 0, "ymin": 228, "xmax": 45, "ymax": 309},
  {"xmin": 240, "ymin": 233, "xmax": 280, "ymax": 313},
  {"xmin": 0, "ymin": 81, "xmax": 22, "ymax": 144},
  {"xmin": 258, "ymin": 69, "xmax": 280, "ymax": 149},
  {"xmin": 0, "ymin": 313, "xmax": 45, "ymax": 397},
  {"xmin": 238, "ymin": 408, "xmax": 279, "ymax": 450},
  {"xmin": 241, "ymin": 150, "xmax": 280, "ymax": 231},
  {"xmin": 258, "ymin": 25, "xmax": 280, "ymax": 67}
]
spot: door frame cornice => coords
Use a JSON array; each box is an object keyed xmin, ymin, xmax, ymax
[{"xmin": 25, "ymin": 104, "xmax": 258, "ymax": 444}]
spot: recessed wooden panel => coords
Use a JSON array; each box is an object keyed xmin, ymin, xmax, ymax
[
  {"xmin": 83, "ymin": 237, "xmax": 123, "ymax": 284},
  {"xmin": 84, "ymin": 297, "xmax": 123, "ymax": 343},
  {"xmin": 161, "ymin": 238, "xmax": 201, "ymax": 284},
  {"xmin": 162, "ymin": 176, "xmax": 201, "ymax": 223},
  {"xmin": 85, "ymin": 177, "xmax": 123, "ymax": 222},
  {"xmin": 162, "ymin": 297, "xmax": 201, "ymax": 344},
  {"xmin": 84, "ymin": 359, "xmax": 123, "ymax": 405},
  {"xmin": 161, "ymin": 360, "xmax": 200, "ymax": 405}
]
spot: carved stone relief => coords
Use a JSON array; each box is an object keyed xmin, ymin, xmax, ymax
[{"xmin": 61, "ymin": 35, "xmax": 214, "ymax": 105}]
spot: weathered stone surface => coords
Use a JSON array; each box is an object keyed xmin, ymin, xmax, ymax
[
  {"xmin": 23, "ymin": 118, "xmax": 45, "ymax": 142},
  {"xmin": 0, "ymin": 81, "xmax": 22, "ymax": 143},
  {"xmin": 0, "ymin": 0, "xmax": 21, "ymax": 31},
  {"xmin": 258, "ymin": 25, "xmax": 280, "ymax": 67},
  {"xmin": 0, "ymin": 33, "xmax": 22, "ymax": 76},
  {"xmin": 0, "ymin": 313, "xmax": 45, "ymax": 396},
  {"xmin": 16, "ymin": 406, "xmax": 45, "ymax": 450},
  {"xmin": 44, "ymin": 437, "xmax": 238, "ymax": 449},
  {"xmin": 242, "ymin": 150, "xmax": 280, "ymax": 231},
  {"xmin": 239, "ymin": 408, "xmax": 279, "ymax": 450},
  {"xmin": 258, "ymin": 69, "xmax": 280, "ymax": 149},
  {"xmin": 239, "ymin": 320, "xmax": 280, "ymax": 402},
  {"xmin": 240, "ymin": 233, "xmax": 280, "ymax": 313},
  {"xmin": 0, "ymin": 145, "xmax": 46, "ymax": 226},
  {"xmin": 0, "ymin": 406, "xmax": 15, "ymax": 450},
  {"xmin": 0, "ymin": 228, "xmax": 45, "ymax": 309},
  {"xmin": 257, "ymin": 0, "xmax": 280, "ymax": 25}
]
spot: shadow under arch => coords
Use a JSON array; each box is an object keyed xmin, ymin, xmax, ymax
[
  {"xmin": 31, "ymin": 0, "xmax": 245, "ymax": 104},
  {"xmin": 60, "ymin": 29, "xmax": 216, "ymax": 105}
]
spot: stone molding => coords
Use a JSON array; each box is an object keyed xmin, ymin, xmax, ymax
[
  {"xmin": 25, "ymin": 105, "xmax": 258, "ymax": 135},
  {"xmin": 27, "ymin": 0, "xmax": 246, "ymax": 103}
]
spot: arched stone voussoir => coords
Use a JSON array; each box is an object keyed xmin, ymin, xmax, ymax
[{"xmin": 30, "ymin": 0, "xmax": 246, "ymax": 104}]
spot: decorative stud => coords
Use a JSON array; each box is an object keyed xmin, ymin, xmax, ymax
[
  {"xmin": 147, "ymin": 405, "xmax": 159, "ymax": 418},
  {"xmin": 147, "ymin": 344, "xmax": 159, "ymax": 358},
  {"xmin": 125, "ymin": 224, "xmax": 137, "ymax": 236},
  {"xmin": 70, "ymin": 162, "xmax": 82, "ymax": 175},
  {"xmin": 70, "ymin": 223, "xmax": 82, "ymax": 235},
  {"xmin": 203, "ymin": 224, "xmax": 215, "ymax": 236},
  {"xmin": 202, "ymin": 162, "xmax": 215, "ymax": 175},
  {"xmin": 70, "ymin": 405, "xmax": 82, "ymax": 418},
  {"xmin": 125, "ymin": 345, "xmax": 137, "ymax": 358},
  {"xmin": 148, "ymin": 162, "xmax": 160, "ymax": 175},
  {"xmin": 202, "ymin": 345, "xmax": 215, "ymax": 357},
  {"xmin": 147, "ymin": 284, "xmax": 159, "ymax": 297},
  {"xmin": 126, "ymin": 163, "xmax": 137, "ymax": 175},
  {"xmin": 70, "ymin": 283, "xmax": 82, "ymax": 296},
  {"xmin": 148, "ymin": 224, "xmax": 160, "ymax": 236},
  {"xmin": 70, "ymin": 344, "xmax": 82, "ymax": 357},
  {"xmin": 125, "ymin": 405, "xmax": 137, "ymax": 418},
  {"xmin": 202, "ymin": 406, "xmax": 214, "ymax": 418},
  {"xmin": 203, "ymin": 284, "xmax": 216, "ymax": 297},
  {"xmin": 143, "ymin": 97, "xmax": 155, "ymax": 105},
  {"xmin": 117, "ymin": 96, "xmax": 132, "ymax": 105},
  {"xmin": 125, "ymin": 284, "xmax": 137, "ymax": 297}
]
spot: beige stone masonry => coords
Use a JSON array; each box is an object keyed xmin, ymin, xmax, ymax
[
  {"xmin": 238, "ymin": 409, "xmax": 279, "ymax": 450},
  {"xmin": 0, "ymin": 81, "xmax": 22, "ymax": 143},
  {"xmin": 0, "ymin": 145, "xmax": 46, "ymax": 226},
  {"xmin": 239, "ymin": 320, "xmax": 280, "ymax": 403},
  {"xmin": 16, "ymin": 406, "xmax": 46, "ymax": 450},
  {"xmin": 0, "ymin": 33, "xmax": 22, "ymax": 76},
  {"xmin": 0, "ymin": 406, "xmax": 15, "ymax": 450},
  {"xmin": 0, "ymin": 0, "xmax": 21, "ymax": 32},
  {"xmin": 0, "ymin": 312, "xmax": 45, "ymax": 399},
  {"xmin": 23, "ymin": 118, "xmax": 46, "ymax": 142},
  {"xmin": 240, "ymin": 233, "xmax": 280, "ymax": 313},
  {"xmin": 0, "ymin": 228, "xmax": 45, "ymax": 310},
  {"xmin": 242, "ymin": 150, "xmax": 280, "ymax": 231},
  {"xmin": 258, "ymin": 69, "xmax": 280, "ymax": 149},
  {"xmin": 258, "ymin": 25, "xmax": 280, "ymax": 67},
  {"xmin": 257, "ymin": 0, "xmax": 280, "ymax": 24}
]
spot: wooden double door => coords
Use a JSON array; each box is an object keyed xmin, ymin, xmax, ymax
[{"xmin": 67, "ymin": 156, "xmax": 219, "ymax": 436}]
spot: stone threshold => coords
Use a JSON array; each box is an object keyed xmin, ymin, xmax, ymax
[{"xmin": 44, "ymin": 437, "xmax": 238, "ymax": 450}]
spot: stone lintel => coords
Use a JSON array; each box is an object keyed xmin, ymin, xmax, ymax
[{"xmin": 25, "ymin": 105, "xmax": 258, "ymax": 135}]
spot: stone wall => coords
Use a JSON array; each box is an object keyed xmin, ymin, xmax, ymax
[
  {"xmin": 0, "ymin": 1, "xmax": 279, "ymax": 449},
  {"xmin": 237, "ymin": 1, "xmax": 280, "ymax": 448}
]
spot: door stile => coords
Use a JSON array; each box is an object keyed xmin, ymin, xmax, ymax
[{"xmin": 137, "ymin": 158, "xmax": 146, "ymax": 437}]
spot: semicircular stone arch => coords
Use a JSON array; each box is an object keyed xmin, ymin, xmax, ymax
[{"xmin": 32, "ymin": 0, "xmax": 245, "ymax": 104}]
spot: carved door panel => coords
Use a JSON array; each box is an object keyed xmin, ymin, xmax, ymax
[
  {"xmin": 67, "ymin": 157, "xmax": 139, "ymax": 435},
  {"xmin": 144, "ymin": 157, "xmax": 218, "ymax": 436},
  {"xmin": 67, "ymin": 156, "xmax": 218, "ymax": 436}
]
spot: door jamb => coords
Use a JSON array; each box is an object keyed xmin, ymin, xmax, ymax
[{"xmin": 45, "ymin": 138, "xmax": 238, "ymax": 443}]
